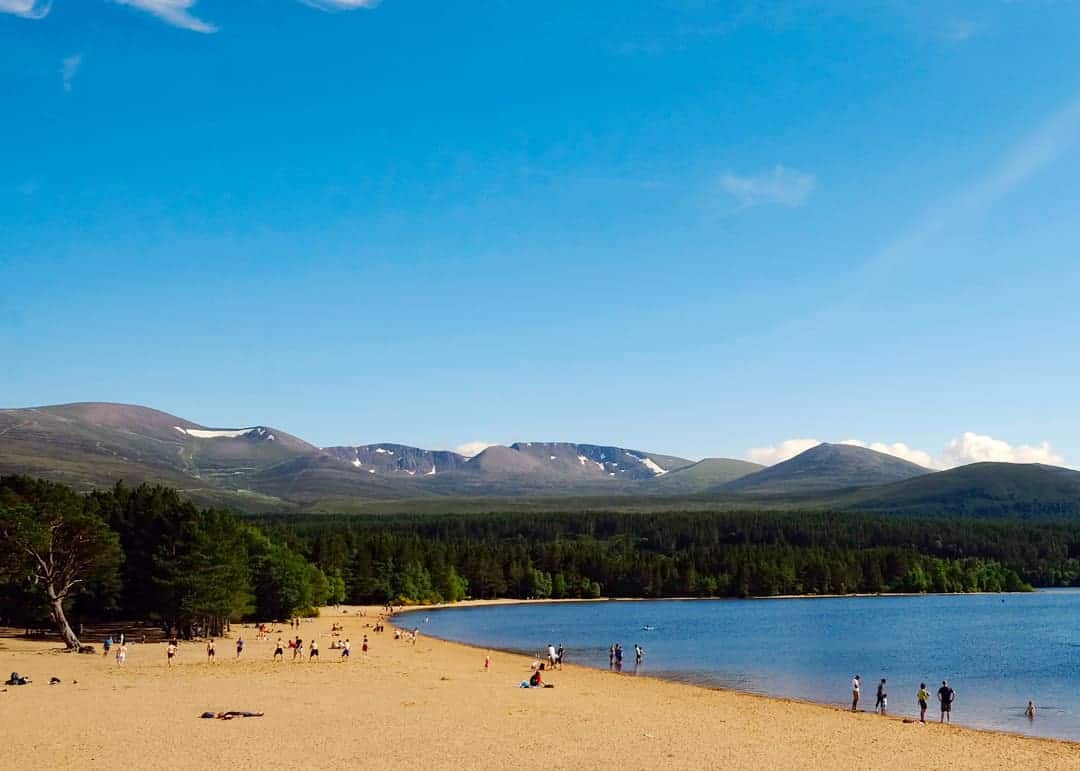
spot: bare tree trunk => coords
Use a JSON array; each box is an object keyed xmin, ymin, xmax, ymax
[{"xmin": 47, "ymin": 587, "xmax": 81, "ymax": 651}]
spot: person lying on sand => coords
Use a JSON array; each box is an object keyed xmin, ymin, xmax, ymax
[
  {"xmin": 6, "ymin": 672, "xmax": 31, "ymax": 686},
  {"xmin": 199, "ymin": 711, "xmax": 264, "ymax": 720}
]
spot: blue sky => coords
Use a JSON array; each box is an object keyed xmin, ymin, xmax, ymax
[{"xmin": 2, "ymin": 0, "xmax": 1080, "ymax": 467}]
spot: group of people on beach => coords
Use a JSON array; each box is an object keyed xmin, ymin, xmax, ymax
[{"xmin": 852, "ymin": 675, "xmax": 956, "ymax": 723}]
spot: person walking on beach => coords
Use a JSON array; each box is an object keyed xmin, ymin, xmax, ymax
[
  {"xmin": 851, "ymin": 675, "xmax": 860, "ymax": 712},
  {"xmin": 362, "ymin": 635, "xmax": 369, "ymax": 657},
  {"xmin": 274, "ymin": 638, "xmax": 285, "ymax": 661},
  {"xmin": 341, "ymin": 639, "xmax": 350, "ymax": 660},
  {"xmin": 917, "ymin": 683, "xmax": 930, "ymax": 723},
  {"xmin": 116, "ymin": 642, "xmax": 127, "ymax": 666},
  {"xmin": 206, "ymin": 639, "xmax": 216, "ymax": 663},
  {"xmin": 556, "ymin": 644, "xmax": 564, "ymax": 668},
  {"xmin": 103, "ymin": 636, "xmax": 113, "ymax": 658},
  {"xmin": 294, "ymin": 638, "xmax": 303, "ymax": 660},
  {"xmin": 938, "ymin": 680, "xmax": 955, "ymax": 723},
  {"xmin": 167, "ymin": 641, "xmax": 177, "ymax": 667},
  {"xmin": 876, "ymin": 678, "xmax": 888, "ymax": 715},
  {"xmin": 310, "ymin": 639, "xmax": 319, "ymax": 661},
  {"xmin": 236, "ymin": 637, "xmax": 244, "ymax": 658},
  {"xmin": 547, "ymin": 643, "xmax": 557, "ymax": 669}
]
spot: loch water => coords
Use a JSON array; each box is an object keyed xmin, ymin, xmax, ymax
[{"xmin": 406, "ymin": 589, "xmax": 1080, "ymax": 741}]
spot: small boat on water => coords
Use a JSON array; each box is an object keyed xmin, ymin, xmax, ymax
[{"xmin": 642, "ymin": 625, "xmax": 656, "ymax": 631}]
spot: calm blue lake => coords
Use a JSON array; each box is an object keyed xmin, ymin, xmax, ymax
[{"xmin": 405, "ymin": 590, "xmax": 1080, "ymax": 741}]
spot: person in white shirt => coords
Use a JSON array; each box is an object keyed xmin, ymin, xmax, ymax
[
  {"xmin": 851, "ymin": 675, "xmax": 861, "ymax": 712},
  {"xmin": 547, "ymin": 643, "xmax": 557, "ymax": 668}
]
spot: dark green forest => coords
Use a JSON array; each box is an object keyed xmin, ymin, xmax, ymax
[
  {"xmin": 0, "ymin": 476, "xmax": 342, "ymax": 648},
  {"xmin": 257, "ymin": 509, "xmax": 1080, "ymax": 604},
  {"xmin": 10, "ymin": 476, "xmax": 1080, "ymax": 649}
]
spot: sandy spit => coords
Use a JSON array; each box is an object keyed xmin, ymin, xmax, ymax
[{"xmin": 2, "ymin": 604, "xmax": 1078, "ymax": 771}]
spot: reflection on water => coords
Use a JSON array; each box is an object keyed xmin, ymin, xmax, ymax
[{"xmin": 405, "ymin": 590, "xmax": 1080, "ymax": 742}]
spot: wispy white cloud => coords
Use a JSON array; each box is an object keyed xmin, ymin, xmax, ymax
[
  {"xmin": 863, "ymin": 95, "xmax": 1080, "ymax": 284},
  {"xmin": 720, "ymin": 165, "xmax": 815, "ymax": 209},
  {"xmin": 301, "ymin": 0, "xmax": 381, "ymax": 10},
  {"xmin": 61, "ymin": 54, "xmax": 82, "ymax": 92},
  {"xmin": 0, "ymin": 0, "xmax": 50, "ymax": 18},
  {"xmin": 113, "ymin": 0, "xmax": 216, "ymax": 33},
  {"xmin": 749, "ymin": 434, "xmax": 1067, "ymax": 469},
  {"xmin": 454, "ymin": 441, "xmax": 492, "ymax": 458}
]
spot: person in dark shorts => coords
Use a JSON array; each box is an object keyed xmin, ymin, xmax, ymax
[
  {"xmin": 876, "ymin": 678, "xmax": 887, "ymax": 714},
  {"xmin": 236, "ymin": 637, "xmax": 244, "ymax": 658},
  {"xmin": 917, "ymin": 683, "xmax": 930, "ymax": 723},
  {"xmin": 938, "ymin": 680, "xmax": 955, "ymax": 723},
  {"xmin": 206, "ymin": 639, "xmax": 216, "ymax": 663},
  {"xmin": 274, "ymin": 638, "xmax": 285, "ymax": 661},
  {"xmin": 310, "ymin": 639, "xmax": 319, "ymax": 661}
]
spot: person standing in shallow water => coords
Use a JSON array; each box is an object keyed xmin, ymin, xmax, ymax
[
  {"xmin": 851, "ymin": 675, "xmax": 860, "ymax": 712},
  {"xmin": 876, "ymin": 678, "xmax": 888, "ymax": 715}
]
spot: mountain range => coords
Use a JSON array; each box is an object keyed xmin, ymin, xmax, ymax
[{"xmin": 1, "ymin": 402, "xmax": 1078, "ymax": 518}]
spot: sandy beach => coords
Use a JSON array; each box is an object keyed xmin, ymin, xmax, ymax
[{"xmin": 2, "ymin": 604, "xmax": 1078, "ymax": 770}]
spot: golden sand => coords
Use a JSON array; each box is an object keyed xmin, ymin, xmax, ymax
[{"xmin": 2, "ymin": 604, "xmax": 1078, "ymax": 770}]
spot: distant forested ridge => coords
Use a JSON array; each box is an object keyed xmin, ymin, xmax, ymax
[
  {"xmin": 252, "ymin": 510, "xmax": 1080, "ymax": 604},
  {"xmin": 0, "ymin": 476, "xmax": 343, "ymax": 646}
]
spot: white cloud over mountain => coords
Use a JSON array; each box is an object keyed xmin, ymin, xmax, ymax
[
  {"xmin": 749, "ymin": 433, "xmax": 1066, "ymax": 470},
  {"xmin": 453, "ymin": 441, "xmax": 492, "ymax": 458},
  {"xmin": 748, "ymin": 438, "xmax": 820, "ymax": 466},
  {"xmin": 940, "ymin": 432, "xmax": 1064, "ymax": 467}
]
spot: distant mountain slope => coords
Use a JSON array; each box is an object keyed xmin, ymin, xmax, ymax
[
  {"xmin": 840, "ymin": 462, "xmax": 1080, "ymax": 518},
  {"xmin": 721, "ymin": 442, "xmax": 930, "ymax": 494},
  {"xmin": 324, "ymin": 444, "xmax": 470, "ymax": 477},
  {"xmin": 638, "ymin": 458, "xmax": 763, "ymax": 495},
  {"xmin": 0, "ymin": 403, "xmax": 697, "ymax": 506}
]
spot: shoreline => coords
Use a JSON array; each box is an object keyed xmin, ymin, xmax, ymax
[
  {"xmin": 3, "ymin": 605, "xmax": 1079, "ymax": 770},
  {"xmin": 392, "ymin": 596, "xmax": 1078, "ymax": 745}
]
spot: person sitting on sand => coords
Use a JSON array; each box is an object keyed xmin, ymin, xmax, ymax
[
  {"xmin": 1026, "ymin": 700, "xmax": 1036, "ymax": 719},
  {"xmin": 529, "ymin": 669, "xmax": 544, "ymax": 688}
]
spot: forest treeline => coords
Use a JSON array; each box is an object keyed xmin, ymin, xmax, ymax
[
  {"xmin": 250, "ymin": 509, "xmax": 1080, "ymax": 604},
  {"xmin": 0, "ymin": 476, "xmax": 343, "ymax": 648},
  {"xmin": 9, "ymin": 477, "xmax": 1080, "ymax": 649}
]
